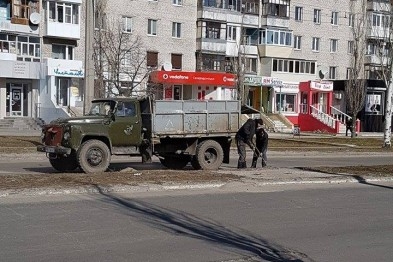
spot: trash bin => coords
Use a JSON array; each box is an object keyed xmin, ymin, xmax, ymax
[{"xmin": 293, "ymin": 124, "xmax": 300, "ymax": 137}]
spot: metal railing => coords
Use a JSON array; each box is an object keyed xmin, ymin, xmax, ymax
[
  {"xmin": 310, "ymin": 105, "xmax": 336, "ymax": 128},
  {"xmin": 330, "ymin": 106, "xmax": 351, "ymax": 123}
]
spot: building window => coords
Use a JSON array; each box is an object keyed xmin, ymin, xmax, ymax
[
  {"xmin": 262, "ymin": 0, "xmax": 289, "ymax": 18},
  {"xmin": 147, "ymin": 51, "xmax": 158, "ymax": 69},
  {"xmin": 172, "ymin": 22, "xmax": 181, "ymax": 38},
  {"xmin": 148, "ymin": 19, "xmax": 157, "ymax": 36},
  {"xmin": 200, "ymin": 54, "xmax": 225, "ymax": 71},
  {"xmin": 331, "ymin": 11, "xmax": 338, "ymax": 25},
  {"xmin": 348, "ymin": 13, "xmax": 355, "ymax": 27},
  {"xmin": 330, "ymin": 39, "xmax": 338, "ymax": 53},
  {"xmin": 244, "ymin": 1, "xmax": 259, "ymax": 14},
  {"xmin": 294, "ymin": 6, "xmax": 303, "ymax": 21},
  {"xmin": 372, "ymin": 13, "xmax": 389, "ymax": 28},
  {"xmin": 312, "ymin": 37, "xmax": 320, "ymax": 52},
  {"xmin": 206, "ymin": 21, "xmax": 221, "ymax": 39},
  {"xmin": 294, "ymin": 35, "xmax": 301, "ymax": 49},
  {"xmin": 348, "ymin": 41, "xmax": 354, "ymax": 54},
  {"xmin": 52, "ymin": 44, "xmax": 74, "ymax": 60},
  {"xmin": 227, "ymin": 25, "xmax": 237, "ymax": 41},
  {"xmin": 314, "ymin": 9, "xmax": 321, "ymax": 24},
  {"xmin": 259, "ymin": 28, "xmax": 292, "ymax": 46},
  {"xmin": 48, "ymin": 1, "xmax": 79, "ymax": 24},
  {"xmin": 272, "ymin": 59, "xmax": 315, "ymax": 74},
  {"xmin": 171, "ymin": 53, "xmax": 182, "ymax": 70},
  {"xmin": 173, "ymin": 0, "xmax": 182, "ymax": 5},
  {"xmin": 244, "ymin": 57, "xmax": 257, "ymax": 73},
  {"xmin": 346, "ymin": 68, "xmax": 353, "ymax": 79},
  {"xmin": 2, "ymin": 34, "xmax": 41, "ymax": 61},
  {"xmin": 329, "ymin": 67, "xmax": 337, "ymax": 79},
  {"xmin": 122, "ymin": 16, "xmax": 132, "ymax": 33}
]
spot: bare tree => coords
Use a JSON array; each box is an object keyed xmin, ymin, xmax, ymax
[
  {"xmin": 366, "ymin": 1, "xmax": 393, "ymax": 147},
  {"xmin": 93, "ymin": 1, "xmax": 150, "ymax": 98},
  {"xmin": 345, "ymin": 0, "xmax": 367, "ymax": 138}
]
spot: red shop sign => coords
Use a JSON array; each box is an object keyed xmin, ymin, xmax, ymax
[{"xmin": 150, "ymin": 71, "xmax": 236, "ymax": 87}]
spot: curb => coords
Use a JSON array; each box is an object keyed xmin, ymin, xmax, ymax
[{"xmin": 1, "ymin": 177, "xmax": 392, "ymax": 198}]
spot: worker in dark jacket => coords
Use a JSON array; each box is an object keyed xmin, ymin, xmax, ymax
[
  {"xmin": 235, "ymin": 118, "xmax": 263, "ymax": 168},
  {"xmin": 251, "ymin": 126, "xmax": 269, "ymax": 168}
]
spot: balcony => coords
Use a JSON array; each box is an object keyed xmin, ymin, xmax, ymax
[
  {"xmin": 45, "ymin": 21, "xmax": 80, "ymax": 39},
  {"xmin": 0, "ymin": 20, "xmax": 39, "ymax": 35},
  {"xmin": 258, "ymin": 45, "xmax": 292, "ymax": 58},
  {"xmin": 364, "ymin": 54, "xmax": 390, "ymax": 66},
  {"xmin": 197, "ymin": 38, "xmax": 227, "ymax": 54},
  {"xmin": 45, "ymin": 58, "xmax": 84, "ymax": 78},
  {"xmin": 367, "ymin": 1, "xmax": 391, "ymax": 12},
  {"xmin": 260, "ymin": 16, "xmax": 289, "ymax": 28}
]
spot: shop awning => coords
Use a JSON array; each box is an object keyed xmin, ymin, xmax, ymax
[{"xmin": 149, "ymin": 71, "xmax": 236, "ymax": 87}]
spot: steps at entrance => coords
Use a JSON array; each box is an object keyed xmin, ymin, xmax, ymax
[
  {"xmin": 0, "ymin": 117, "xmax": 44, "ymax": 134},
  {"xmin": 266, "ymin": 114, "xmax": 294, "ymax": 133}
]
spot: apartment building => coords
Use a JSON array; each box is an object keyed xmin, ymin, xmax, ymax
[{"xmin": 0, "ymin": 0, "xmax": 41, "ymax": 119}]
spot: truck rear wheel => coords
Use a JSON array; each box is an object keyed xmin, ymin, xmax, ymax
[
  {"xmin": 195, "ymin": 140, "xmax": 224, "ymax": 170},
  {"xmin": 160, "ymin": 155, "xmax": 190, "ymax": 169},
  {"xmin": 49, "ymin": 152, "xmax": 79, "ymax": 172},
  {"xmin": 77, "ymin": 140, "xmax": 111, "ymax": 173}
]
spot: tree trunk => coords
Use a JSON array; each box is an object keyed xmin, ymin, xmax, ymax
[{"xmin": 383, "ymin": 82, "xmax": 393, "ymax": 147}]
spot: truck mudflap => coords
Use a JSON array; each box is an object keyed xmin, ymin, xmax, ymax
[{"xmin": 37, "ymin": 145, "xmax": 71, "ymax": 155}]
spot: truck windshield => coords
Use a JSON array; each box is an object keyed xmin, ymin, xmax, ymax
[{"xmin": 88, "ymin": 101, "xmax": 113, "ymax": 116}]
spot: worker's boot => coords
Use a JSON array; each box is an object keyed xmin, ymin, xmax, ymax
[
  {"xmin": 251, "ymin": 160, "xmax": 257, "ymax": 168},
  {"xmin": 262, "ymin": 160, "xmax": 267, "ymax": 168},
  {"xmin": 237, "ymin": 161, "xmax": 246, "ymax": 169}
]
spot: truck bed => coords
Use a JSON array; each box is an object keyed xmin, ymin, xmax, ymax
[{"xmin": 151, "ymin": 100, "xmax": 241, "ymax": 138}]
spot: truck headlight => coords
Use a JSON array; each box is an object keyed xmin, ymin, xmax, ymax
[{"xmin": 63, "ymin": 132, "xmax": 71, "ymax": 140}]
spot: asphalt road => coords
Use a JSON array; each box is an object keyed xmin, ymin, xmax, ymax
[
  {"xmin": 0, "ymin": 151, "xmax": 392, "ymax": 175},
  {"xmin": 1, "ymin": 182, "xmax": 392, "ymax": 262}
]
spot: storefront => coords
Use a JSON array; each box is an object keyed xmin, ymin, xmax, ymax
[
  {"xmin": 149, "ymin": 71, "xmax": 236, "ymax": 100},
  {"xmin": 299, "ymin": 80, "xmax": 333, "ymax": 115},
  {"xmin": 0, "ymin": 60, "xmax": 41, "ymax": 119},
  {"xmin": 39, "ymin": 58, "xmax": 84, "ymax": 122},
  {"xmin": 244, "ymin": 75, "xmax": 284, "ymax": 114}
]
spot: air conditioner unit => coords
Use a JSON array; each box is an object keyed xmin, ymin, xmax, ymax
[
  {"xmin": 228, "ymin": 5, "xmax": 234, "ymax": 10},
  {"xmin": 334, "ymin": 93, "xmax": 342, "ymax": 99}
]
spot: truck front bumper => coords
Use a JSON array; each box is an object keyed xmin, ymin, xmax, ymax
[{"xmin": 37, "ymin": 145, "xmax": 71, "ymax": 155}]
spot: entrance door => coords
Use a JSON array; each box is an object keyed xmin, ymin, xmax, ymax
[{"xmin": 10, "ymin": 85, "xmax": 23, "ymax": 116}]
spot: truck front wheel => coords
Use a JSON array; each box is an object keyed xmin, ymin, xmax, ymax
[
  {"xmin": 49, "ymin": 152, "xmax": 79, "ymax": 172},
  {"xmin": 195, "ymin": 140, "xmax": 224, "ymax": 170},
  {"xmin": 77, "ymin": 140, "xmax": 111, "ymax": 173}
]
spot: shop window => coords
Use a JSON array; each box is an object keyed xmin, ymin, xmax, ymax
[
  {"xmin": 173, "ymin": 85, "xmax": 182, "ymax": 100},
  {"xmin": 171, "ymin": 53, "xmax": 182, "ymax": 70},
  {"xmin": 276, "ymin": 93, "xmax": 296, "ymax": 113}
]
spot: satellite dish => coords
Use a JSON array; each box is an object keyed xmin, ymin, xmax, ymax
[
  {"xmin": 318, "ymin": 66, "xmax": 329, "ymax": 79},
  {"xmin": 162, "ymin": 62, "xmax": 172, "ymax": 71},
  {"xmin": 30, "ymin": 12, "xmax": 41, "ymax": 25}
]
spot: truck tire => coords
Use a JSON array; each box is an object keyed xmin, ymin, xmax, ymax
[
  {"xmin": 195, "ymin": 140, "xmax": 224, "ymax": 170},
  {"xmin": 77, "ymin": 140, "xmax": 111, "ymax": 173},
  {"xmin": 160, "ymin": 155, "xmax": 190, "ymax": 169},
  {"xmin": 49, "ymin": 152, "xmax": 79, "ymax": 172}
]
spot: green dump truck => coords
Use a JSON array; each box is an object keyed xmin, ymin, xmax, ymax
[{"xmin": 37, "ymin": 96, "xmax": 241, "ymax": 173}]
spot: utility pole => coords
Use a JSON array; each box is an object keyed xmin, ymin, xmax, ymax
[{"xmin": 83, "ymin": 0, "xmax": 95, "ymax": 114}]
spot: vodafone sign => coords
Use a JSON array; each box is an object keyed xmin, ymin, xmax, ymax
[{"xmin": 150, "ymin": 71, "xmax": 236, "ymax": 87}]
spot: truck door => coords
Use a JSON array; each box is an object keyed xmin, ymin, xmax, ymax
[{"xmin": 109, "ymin": 101, "xmax": 141, "ymax": 147}]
